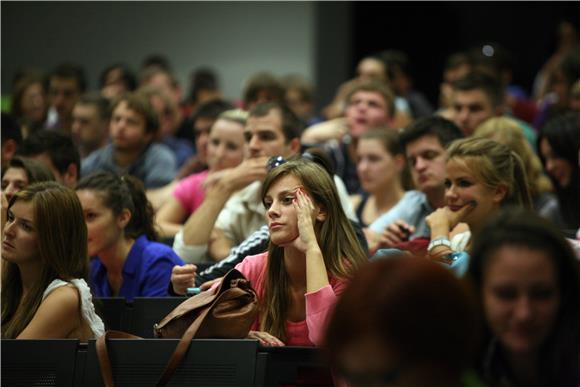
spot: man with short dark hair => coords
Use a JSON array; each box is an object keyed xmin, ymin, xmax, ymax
[
  {"xmin": 81, "ymin": 92, "xmax": 177, "ymax": 189},
  {"xmin": 71, "ymin": 93, "xmax": 111, "ymax": 159},
  {"xmin": 173, "ymin": 102, "xmax": 302, "ymax": 262},
  {"xmin": 17, "ymin": 130, "xmax": 80, "ymax": 188},
  {"xmin": 451, "ymin": 71, "xmax": 538, "ymax": 146},
  {"xmin": 367, "ymin": 116, "xmax": 463, "ymax": 250},
  {"xmin": 45, "ymin": 63, "xmax": 87, "ymax": 134}
]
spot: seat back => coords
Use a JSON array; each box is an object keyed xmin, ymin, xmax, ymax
[
  {"xmin": 128, "ymin": 297, "xmax": 185, "ymax": 338},
  {"xmin": 84, "ymin": 338, "xmax": 258, "ymax": 387},
  {"xmin": 2, "ymin": 339, "xmax": 80, "ymax": 387}
]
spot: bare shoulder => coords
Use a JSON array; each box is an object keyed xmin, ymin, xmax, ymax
[
  {"xmin": 41, "ymin": 285, "xmax": 81, "ymax": 313},
  {"xmin": 17, "ymin": 284, "xmax": 81, "ymax": 339}
]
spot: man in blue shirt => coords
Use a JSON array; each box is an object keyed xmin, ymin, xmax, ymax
[{"xmin": 81, "ymin": 92, "xmax": 177, "ymax": 189}]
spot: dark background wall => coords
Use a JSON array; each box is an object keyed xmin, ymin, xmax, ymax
[{"xmin": 349, "ymin": 2, "xmax": 580, "ymax": 107}]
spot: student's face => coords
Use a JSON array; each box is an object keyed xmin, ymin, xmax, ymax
[
  {"xmin": 540, "ymin": 138, "xmax": 574, "ymax": 188},
  {"xmin": 405, "ymin": 135, "xmax": 447, "ymax": 195},
  {"xmin": 357, "ymin": 138, "xmax": 401, "ymax": 194},
  {"xmin": 193, "ymin": 117, "xmax": 215, "ymax": 165},
  {"xmin": 206, "ymin": 119, "xmax": 245, "ymax": 172},
  {"xmin": 72, "ymin": 104, "xmax": 108, "ymax": 151},
  {"xmin": 20, "ymin": 82, "xmax": 47, "ymax": 123},
  {"xmin": 483, "ymin": 245, "xmax": 560, "ymax": 356},
  {"xmin": 2, "ymin": 200, "xmax": 39, "ymax": 265},
  {"xmin": 49, "ymin": 77, "xmax": 81, "ymax": 120},
  {"xmin": 76, "ymin": 190, "xmax": 124, "ymax": 257},
  {"xmin": 345, "ymin": 91, "xmax": 390, "ymax": 139},
  {"xmin": 452, "ymin": 89, "xmax": 496, "ymax": 136},
  {"xmin": 101, "ymin": 68, "xmax": 129, "ymax": 100},
  {"xmin": 263, "ymin": 174, "xmax": 304, "ymax": 246},
  {"xmin": 356, "ymin": 58, "xmax": 386, "ymax": 82},
  {"xmin": 245, "ymin": 109, "xmax": 298, "ymax": 159},
  {"xmin": 444, "ymin": 158, "xmax": 505, "ymax": 228},
  {"xmin": 149, "ymin": 94, "xmax": 177, "ymax": 138},
  {"xmin": 109, "ymin": 101, "xmax": 151, "ymax": 152},
  {"xmin": 1, "ymin": 167, "xmax": 28, "ymax": 202}
]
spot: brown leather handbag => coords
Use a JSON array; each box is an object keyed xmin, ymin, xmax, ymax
[{"xmin": 96, "ymin": 268, "xmax": 259, "ymax": 387}]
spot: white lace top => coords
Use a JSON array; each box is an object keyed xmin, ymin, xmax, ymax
[{"xmin": 42, "ymin": 278, "xmax": 105, "ymax": 338}]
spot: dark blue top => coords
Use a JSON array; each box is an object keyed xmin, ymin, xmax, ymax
[{"xmin": 90, "ymin": 235, "xmax": 184, "ymax": 300}]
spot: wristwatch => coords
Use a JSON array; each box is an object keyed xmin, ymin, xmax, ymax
[{"xmin": 428, "ymin": 237, "xmax": 452, "ymax": 252}]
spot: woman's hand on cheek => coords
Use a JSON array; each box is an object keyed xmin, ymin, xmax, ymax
[
  {"xmin": 427, "ymin": 202, "xmax": 475, "ymax": 233},
  {"xmin": 291, "ymin": 188, "xmax": 319, "ymax": 253}
]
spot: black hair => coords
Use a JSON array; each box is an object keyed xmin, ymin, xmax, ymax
[
  {"xmin": 98, "ymin": 63, "xmax": 137, "ymax": 91},
  {"xmin": 453, "ymin": 71, "xmax": 504, "ymax": 108},
  {"xmin": 76, "ymin": 171, "xmax": 158, "ymax": 241},
  {"xmin": 192, "ymin": 99, "xmax": 234, "ymax": 123},
  {"xmin": 1, "ymin": 113, "xmax": 22, "ymax": 146},
  {"xmin": 249, "ymin": 102, "xmax": 303, "ymax": 143},
  {"xmin": 188, "ymin": 68, "xmax": 219, "ymax": 104},
  {"xmin": 1, "ymin": 156, "xmax": 55, "ymax": 184},
  {"xmin": 49, "ymin": 62, "xmax": 87, "ymax": 93},
  {"xmin": 538, "ymin": 112, "xmax": 580, "ymax": 231},
  {"xmin": 17, "ymin": 131, "xmax": 80, "ymax": 177},
  {"xmin": 243, "ymin": 72, "xmax": 286, "ymax": 107},
  {"xmin": 76, "ymin": 93, "xmax": 112, "ymax": 122},
  {"xmin": 399, "ymin": 115, "xmax": 464, "ymax": 149}
]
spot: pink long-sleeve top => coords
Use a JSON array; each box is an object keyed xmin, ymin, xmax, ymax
[{"xmin": 234, "ymin": 252, "xmax": 348, "ymax": 346}]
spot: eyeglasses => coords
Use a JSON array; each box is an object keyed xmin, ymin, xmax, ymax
[
  {"xmin": 267, "ymin": 155, "xmax": 286, "ymax": 171},
  {"xmin": 266, "ymin": 152, "xmax": 316, "ymax": 172}
]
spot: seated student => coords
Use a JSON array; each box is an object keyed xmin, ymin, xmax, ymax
[
  {"xmin": 350, "ymin": 129, "xmax": 413, "ymax": 244},
  {"xmin": 468, "ymin": 209, "xmax": 580, "ymax": 387},
  {"xmin": 537, "ymin": 112, "xmax": 580, "ymax": 237},
  {"xmin": 236, "ymin": 160, "xmax": 367, "ymax": 346},
  {"xmin": 325, "ymin": 257, "xmax": 481, "ymax": 387},
  {"xmin": 81, "ymin": 92, "xmax": 177, "ymax": 189},
  {"xmin": 367, "ymin": 116, "xmax": 464, "ymax": 251},
  {"xmin": 2, "ymin": 156, "xmax": 55, "ymax": 202},
  {"xmin": 17, "ymin": 130, "xmax": 80, "ymax": 188},
  {"xmin": 156, "ymin": 109, "xmax": 247, "ymax": 238},
  {"xmin": 172, "ymin": 102, "xmax": 301, "ymax": 263},
  {"xmin": 1, "ymin": 157, "xmax": 55, "ymax": 236},
  {"xmin": 1, "ymin": 182, "xmax": 105, "ymax": 340},
  {"xmin": 76, "ymin": 171, "xmax": 183, "ymax": 300},
  {"xmin": 304, "ymin": 80, "xmax": 396, "ymax": 194},
  {"xmin": 425, "ymin": 137, "xmax": 532, "ymax": 276},
  {"xmin": 474, "ymin": 116, "xmax": 561, "ymax": 226},
  {"xmin": 169, "ymin": 151, "xmax": 368, "ymax": 294}
]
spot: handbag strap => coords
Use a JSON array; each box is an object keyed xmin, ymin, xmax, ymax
[
  {"xmin": 96, "ymin": 330, "xmax": 142, "ymax": 387},
  {"xmin": 154, "ymin": 294, "xmax": 219, "ymax": 387}
]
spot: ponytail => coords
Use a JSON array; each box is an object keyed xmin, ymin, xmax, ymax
[
  {"xmin": 122, "ymin": 175, "xmax": 158, "ymax": 241},
  {"xmin": 76, "ymin": 171, "xmax": 158, "ymax": 241}
]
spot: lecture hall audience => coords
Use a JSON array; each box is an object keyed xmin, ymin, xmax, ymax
[{"xmin": 2, "ymin": 28, "xmax": 580, "ymax": 386}]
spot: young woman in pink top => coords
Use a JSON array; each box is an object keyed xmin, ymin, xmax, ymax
[
  {"xmin": 156, "ymin": 109, "xmax": 247, "ymax": 237},
  {"xmin": 235, "ymin": 159, "xmax": 367, "ymax": 346}
]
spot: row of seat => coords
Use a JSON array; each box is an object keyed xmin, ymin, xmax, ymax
[
  {"xmin": 93, "ymin": 297, "xmax": 186, "ymax": 338},
  {"xmin": 2, "ymin": 338, "xmax": 333, "ymax": 386}
]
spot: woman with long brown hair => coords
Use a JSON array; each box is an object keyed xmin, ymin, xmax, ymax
[
  {"xmin": 1, "ymin": 182, "xmax": 104, "ymax": 340},
  {"xmin": 235, "ymin": 159, "xmax": 367, "ymax": 346}
]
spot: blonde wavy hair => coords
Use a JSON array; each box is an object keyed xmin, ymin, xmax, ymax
[{"xmin": 474, "ymin": 116, "xmax": 553, "ymax": 197}]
